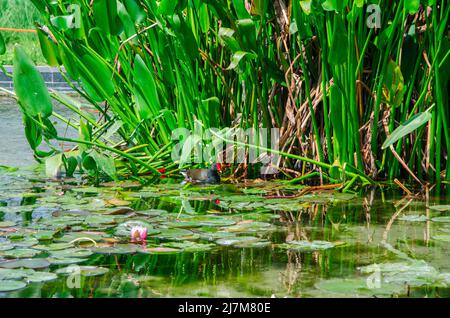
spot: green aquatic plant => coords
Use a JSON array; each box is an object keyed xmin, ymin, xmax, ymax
[{"xmin": 2, "ymin": 0, "xmax": 449, "ymax": 187}]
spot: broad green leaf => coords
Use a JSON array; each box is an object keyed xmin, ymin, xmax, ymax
[
  {"xmin": 0, "ymin": 280, "xmax": 27, "ymax": 292},
  {"xmin": 227, "ymin": 51, "xmax": 256, "ymax": 71},
  {"xmin": 133, "ymin": 54, "xmax": 160, "ymax": 119},
  {"xmin": 46, "ymin": 153, "xmax": 64, "ymax": 178},
  {"xmin": 328, "ymin": 15, "xmax": 348, "ymax": 65},
  {"xmin": 92, "ymin": 0, "xmax": 122, "ymax": 35},
  {"xmin": 82, "ymin": 150, "xmax": 116, "ymax": 179},
  {"xmin": 382, "ymin": 111, "xmax": 432, "ymax": 149},
  {"xmin": 322, "ymin": 0, "xmax": 348, "ymax": 12},
  {"xmin": 13, "ymin": 46, "xmax": 53, "ymax": 118},
  {"xmin": 79, "ymin": 53, "xmax": 115, "ymax": 100},
  {"xmin": 219, "ymin": 28, "xmax": 241, "ymax": 52},
  {"xmin": 123, "ymin": 0, "xmax": 145, "ymax": 23},
  {"xmin": 158, "ymin": 0, "xmax": 178, "ymax": 15},
  {"xmin": 198, "ymin": 3, "xmax": 210, "ymax": 33},
  {"xmin": 36, "ymin": 28, "xmax": 60, "ymax": 67},
  {"xmin": 236, "ymin": 19, "xmax": 257, "ymax": 52}
]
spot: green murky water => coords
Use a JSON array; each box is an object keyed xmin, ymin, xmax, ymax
[
  {"xmin": 0, "ymin": 166, "xmax": 449, "ymax": 298},
  {"xmin": 0, "ymin": 100, "xmax": 449, "ymax": 298}
]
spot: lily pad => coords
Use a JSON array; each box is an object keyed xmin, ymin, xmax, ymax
[
  {"xmin": 315, "ymin": 278, "xmax": 403, "ymax": 297},
  {"xmin": 0, "ymin": 258, "xmax": 50, "ymax": 269},
  {"xmin": 432, "ymin": 234, "xmax": 450, "ymax": 243},
  {"xmin": 138, "ymin": 247, "xmax": 182, "ymax": 254},
  {"xmin": 50, "ymin": 248, "xmax": 93, "ymax": 259},
  {"xmin": 0, "ymin": 242, "xmax": 14, "ymax": 251},
  {"xmin": 162, "ymin": 241, "xmax": 216, "ymax": 252},
  {"xmin": 359, "ymin": 261, "xmax": 440, "ymax": 287},
  {"xmin": 135, "ymin": 209, "xmax": 167, "ymax": 217},
  {"xmin": 428, "ymin": 205, "xmax": 450, "ymax": 212},
  {"xmin": 47, "ymin": 257, "xmax": 87, "ymax": 265},
  {"xmin": 431, "ymin": 216, "xmax": 450, "ymax": 223},
  {"xmin": 25, "ymin": 271, "xmax": 58, "ymax": 283},
  {"xmin": 11, "ymin": 238, "xmax": 39, "ymax": 248},
  {"xmin": 0, "ymin": 280, "xmax": 27, "ymax": 292},
  {"xmin": 216, "ymin": 236, "xmax": 260, "ymax": 247},
  {"xmin": 155, "ymin": 228, "xmax": 199, "ymax": 241},
  {"xmin": 55, "ymin": 266, "xmax": 109, "ymax": 277},
  {"xmin": 1, "ymin": 248, "xmax": 41, "ymax": 259},
  {"xmin": 93, "ymin": 244, "xmax": 138, "ymax": 255},
  {"xmin": 33, "ymin": 243, "xmax": 74, "ymax": 251},
  {"xmin": 0, "ymin": 221, "xmax": 16, "ymax": 228},
  {"xmin": 189, "ymin": 215, "xmax": 237, "ymax": 227},
  {"xmin": 0, "ymin": 268, "xmax": 32, "ymax": 280},
  {"xmin": 223, "ymin": 221, "xmax": 276, "ymax": 233},
  {"xmin": 277, "ymin": 240, "xmax": 335, "ymax": 251},
  {"xmin": 398, "ymin": 215, "xmax": 428, "ymax": 222}
]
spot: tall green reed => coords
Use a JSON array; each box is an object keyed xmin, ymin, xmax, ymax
[{"xmin": 3, "ymin": 0, "xmax": 448, "ymax": 186}]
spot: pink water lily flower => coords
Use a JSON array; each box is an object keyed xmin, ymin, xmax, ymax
[{"xmin": 130, "ymin": 226, "xmax": 148, "ymax": 242}]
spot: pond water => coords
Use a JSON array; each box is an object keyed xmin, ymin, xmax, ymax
[{"xmin": 0, "ymin": 99, "xmax": 449, "ymax": 298}]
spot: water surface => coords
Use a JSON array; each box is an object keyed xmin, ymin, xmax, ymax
[{"xmin": 0, "ymin": 100, "xmax": 449, "ymax": 298}]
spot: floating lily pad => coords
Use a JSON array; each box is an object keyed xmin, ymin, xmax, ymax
[
  {"xmin": 138, "ymin": 247, "xmax": 182, "ymax": 254},
  {"xmin": 223, "ymin": 221, "xmax": 275, "ymax": 233},
  {"xmin": 234, "ymin": 240, "xmax": 272, "ymax": 249},
  {"xmin": 0, "ymin": 258, "xmax": 50, "ymax": 269},
  {"xmin": 33, "ymin": 243, "xmax": 74, "ymax": 251},
  {"xmin": 25, "ymin": 271, "xmax": 58, "ymax": 283},
  {"xmin": 0, "ymin": 221, "xmax": 16, "ymax": 228},
  {"xmin": 155, "ymin": 228, "xmax": 199, "ymax": 241},
  {"xmin": 55, "ymin": 266, "xmax": 109, "ymax": 277},
  {"xmin": 431, "ymin": 216, "xmax": 450, "ymax": 223},
  {"xmin": 1, "ymin": 248, "xmax": 40, "ymax": 259},
  {"xmin": 50, "ymin": 248, "xmax": 93, "ymax": 259},
  {"xmin": 277, "ymin": 240, "xmax": 335, "ymax": 251},
  {"xmin": 197, "ymin": 230, "xmax": 236, "ymax": 242},
  {"xmin": 431, "ymin": 234, "xmax": 450, "ymax": 243},
  {"xmin": 216, "ymin": 236, "xmax": 260, "ymax": 247},
  {"xmin": 11, "ymin": 238, "xmax": 39, "ymax": 248},
  {"xmin": 0, "ymin": 241, "xmax": 14, "ymax": 251},
  {"xmin": 33, "ymin": 231, "xmax": 56, "ymax": 241},
  {"xmin": 428, "ymin": 205, "xmax": 450, "ymax": 212},
  {"xmin": 163, "ymin": 221, "xmax": 202, "ymax": 229},
  {"xmin": 398, "ymin": 215, "xmax": 428, "ymax": 222},
  {"xmin": 93, "ymin": 244, "xmax": 138, "ymax": 255},
  {"xmin": 315, "ymin": 278, "xmax": 403, "ymax": 297},
  {"xmin": 0, "ymin": 268, "xmax": 31, "ymax": 280},
  {"xmin": 162, "ymin": 242, "xmax": 216, "ymax": 252},
  {"xmin": 189, "ymin": 215, "xmax": 237, "ymax": 227},
  {"xmin": 359, "ymin": 261, "xmax": 440, "ymax": 287},
  {"xmin": 56, "ymin": 232, "xmax": 105, "ymax": 243},
  {"xmin": 85, "ymin": 214, "xmax": 119, "ymax": 225},
  {"xmin": 135, "ymin": 209, "xmax": 167, "ymax": 217},
  {"xmin": 47, "ymin": 257, "xmax": 87, "ymax": 265},
  {"xmin": 0, "ymin": 280, "xmax": 27, "ymax": 292}
]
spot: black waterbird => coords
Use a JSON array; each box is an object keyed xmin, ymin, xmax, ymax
[{"xmin": 181, "ymin": 164, "xmax": 222, "ymax": 184}]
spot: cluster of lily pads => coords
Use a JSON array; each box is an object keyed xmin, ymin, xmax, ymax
[
  {"xmin": 0, "ymin": 177, "xmax": 358, "ymax": 293},
  {"xmin": 1, "ymin": 169, "xmax": 449, "ymax": 297}
]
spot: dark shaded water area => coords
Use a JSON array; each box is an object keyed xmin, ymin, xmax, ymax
[{"xmin": 0, "ymin": 99, "xmax": 449, "ymax": 298}]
